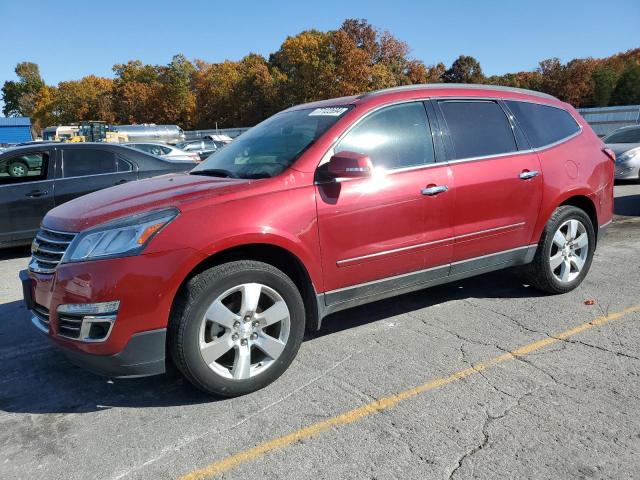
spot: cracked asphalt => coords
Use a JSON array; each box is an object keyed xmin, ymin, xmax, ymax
[{"xmin": 1, "ymin": 183, "xmax": 639, "ymax": 480}]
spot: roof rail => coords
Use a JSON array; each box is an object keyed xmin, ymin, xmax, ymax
[{"xmin": 359, "ymin": 83, "xmax": 558, "ymax": 101}]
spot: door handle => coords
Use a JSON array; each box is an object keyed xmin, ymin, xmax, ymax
[
  {"xmin": 115, "ymin": 179, "xmax": 128, "ymax": 185},
  {"xmin": 421, "ymin": 185, "xmax": 448, "ymax": 196},
  {"xmin": 25, "ymin": 190, "xmax": 48, "ymax": 198},
  {"xmin": 519, "ymin": 170, "xmax": 539, "ymax": 180}
]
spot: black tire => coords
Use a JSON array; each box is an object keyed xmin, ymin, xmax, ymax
[
  {"xmin": 168, "ymin": 260, "xmax": 305, "ymax": 397},
  {"xmin": 522, "ymin": 205, "xmax": 595, "ymax": 294},
  {"xmin": 8, "ymin": 161, "xmax": 28, "ymax": 177}
]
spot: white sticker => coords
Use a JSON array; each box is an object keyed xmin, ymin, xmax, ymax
[{"xmin": 309, "ymin": 107, "xmax": 349, "ymax": 117}]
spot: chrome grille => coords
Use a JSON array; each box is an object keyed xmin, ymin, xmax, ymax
[
  {"xmin": 28, "ymin": 228, "xmax": 76, "ymax": 274},
  {"xmin": 32, "ymin": 303, "xmax": 50, "ymax": 331},
  {"xmin": 57, "ymin": 313, "xmax": 83, "ymax": 339}
]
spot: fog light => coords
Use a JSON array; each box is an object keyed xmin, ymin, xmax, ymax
[{"xmin": 58, "ymin": 301, "xmax": 120, "ymax": 315}]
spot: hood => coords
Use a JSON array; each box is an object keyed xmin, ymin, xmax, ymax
[
  {"xmin": 44, "ymin": 173, "xmax": 252, "ymax": 232},
  {"xmin": 605, "ymin": 143, "xmax": 640, "ymax": 157}
]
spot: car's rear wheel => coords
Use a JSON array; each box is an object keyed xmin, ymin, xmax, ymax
[
  {"xmin": 522, "ymin": 205, "xmax": 595, "ymax": 294},
  {"xmin": 169, "ymin": 260, "xmax": 305, "ymax": 397},
  {"xmin": 8, "ymin": 161, "xmax": 28, "ymax": 177}
]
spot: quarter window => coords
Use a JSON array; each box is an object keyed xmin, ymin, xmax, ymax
[
  {"xmin": 505, "ymin": 101, "xmax": 580, "ymax": 148},
  {"xmin": 335, "ymin": 102, "xmax": 435, "ymax": 169},
  {"xmin": 439, "ymin": 101, "xmax": 517, "ymax": 159},
  {"xmin": 62, "ymin": 149, "xmax": 117, "ymax": 177},
  {"xmin": 0, "ymin": 151, "xmax": 49, "ymax": 184}
]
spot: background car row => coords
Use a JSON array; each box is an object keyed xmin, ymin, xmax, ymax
[{"xmin": 0, "ymin": 143, "xmax": 196, "ymax": 248}]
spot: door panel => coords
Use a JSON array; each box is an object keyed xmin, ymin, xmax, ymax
[
  {"xmin": 435, "ymin": 99, "xmax": 542, "ymax": 266},
  {"xmin": 448, "ymin": 153, "xmax": 542, "ymax": 265},
  {"xmin": 316, "ymin": 165, "xmax": 454, "ymax": 293},
  {"xmin": 315, "ymin": 101, "xmax": 454, "ymax": 296},
  {"xmin": 0, "ymin": 149, "xmax": 55, "ymax": 244}
]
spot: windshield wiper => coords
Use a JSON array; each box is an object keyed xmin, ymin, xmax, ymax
[{"xmin": 191, "ymin": 169, "xmax": 239, "ymax": 179}]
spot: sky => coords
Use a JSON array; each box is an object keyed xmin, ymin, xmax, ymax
[{"xmin": 0, "ymin": 0, "xmax": 638, "ymax": 88}]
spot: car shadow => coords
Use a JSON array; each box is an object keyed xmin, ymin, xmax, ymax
[
  {"xmin": 1, "ymin": 269, "xmax": 543, "ymax": 415},
  {"xmin": 313, "ymin": 268, "xmax": 546, "ymax": 339},
  {"xmin": 614, "ymin": 193, "xmax": 640, "ymax": 217},
  {"xmin": 0, "ymin": 245, "xmax": 30, "ymax": 261},
  {"xmin": 0, "ymin": 299, "xmax": 215, "ymax": 415}
]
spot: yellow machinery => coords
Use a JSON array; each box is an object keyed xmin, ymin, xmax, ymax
[{"xmin": 65, "ymin": 121, "xmax": 128, "ymax": 143}]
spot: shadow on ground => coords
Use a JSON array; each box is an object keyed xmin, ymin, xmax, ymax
[
  {"xmin": 614, "ymin": 193, "xmax": 640, "ymax": 217},
  {"xmin": 0, "ymin": 269, "xmax": 543, "ymax": 415}
]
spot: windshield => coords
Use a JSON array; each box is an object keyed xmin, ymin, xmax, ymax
[
  {"xmin": 191, "ymin": 106, "xmax": 351, "ymax": 179},
  {"xmin": 604, "ymin": 127, "xmax": 640, "ymax": 144}
]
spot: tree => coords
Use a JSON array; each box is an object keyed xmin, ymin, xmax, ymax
[
  {"xmin": 591, "ymin": 66, "xmax": 618, "ymax": 106},
  {"xmin": 1, "ymin": 62, "xmax": 46, "ymax": 117},
  {"xmin": 442, "ymin": 55, "xmax": 484, "ymax": 83},
  {"xmin": 610, "ymin": 64, "xmax": 640, "ymax": 106},
  {"xmin": 52, "ymin": 76, "xmax": 115, "ymax": 124}
]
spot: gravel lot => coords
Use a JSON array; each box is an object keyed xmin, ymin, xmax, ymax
[{"xmin": 1, "ymin": 184, "xmax": 639, "ymax": 480}]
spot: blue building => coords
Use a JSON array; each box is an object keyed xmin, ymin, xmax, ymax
[{"xmin": 0, "ymin": 117, "xmax": 33, "ymax": 144}]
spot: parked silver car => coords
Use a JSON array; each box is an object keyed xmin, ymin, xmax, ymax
[
  {"xmin": 604, "ymin": 125, "xmax": 640, "ymax": 181},
  {"xmin": 124, "ymin": 143, "xmax": 200, "ymax": 162}
]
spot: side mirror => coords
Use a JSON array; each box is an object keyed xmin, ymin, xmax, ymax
[{"xmin": 327, "ymin": 151, "xmax": 373, "ymax": 178}]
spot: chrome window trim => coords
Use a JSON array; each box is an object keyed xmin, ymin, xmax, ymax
[
  {"xmin": 55, "ymin": 170, "xmax": 131, "ymax": 181},
  {"xmin": 315, "ymin": 95, "xmax": 582, "ymax": 180},
  {"xmin": 336, "ymin": 222, "xmax": 525, "ymax": 266}
]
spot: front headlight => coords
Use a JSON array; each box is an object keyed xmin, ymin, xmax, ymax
[
  {"xmin": 618, "ymin": 148, "xmax": 640, "ymax": 163},
  {"xmin": 63, "ymin": 208, "xmax": 179, "ymax": 263}
]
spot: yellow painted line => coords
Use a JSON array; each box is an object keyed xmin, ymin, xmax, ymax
[{"xmin": 179, "ymin": 304, "xmax": 640, "ymax": 480}]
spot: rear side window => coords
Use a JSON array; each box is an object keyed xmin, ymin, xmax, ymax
[
  {"xmin": 505, "ymin": 101, "xmax": 580, "ymax": 148},
  {"xmin": 0, "ymin": 151, "xmax": 49, "ymax": 184},
  {"xmin": 335, "ymin": 102, "xmax": 435, "ymax": 169},
  {"xmin": 62, "ymin": 149, "xmax": 117, "ymax": 177},
  {"xmin": 439, "ymin": 101, "xmax": 517, "ymax": 160},
  {"xmin": 116, "ymin": 157, "xmax": 133, "ymax": 172}
]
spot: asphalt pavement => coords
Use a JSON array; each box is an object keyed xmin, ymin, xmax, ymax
[{"xmin": 1, "ymin": 183, "xmax": 639, "ymax": 480}]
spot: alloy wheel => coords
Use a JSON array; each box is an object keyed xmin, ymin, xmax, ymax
[
  {"xmin": 198, "ymin": 283, "xmax": 290, "ymax": 380},
  {"xmin": 549, "ymin": 219, "xmax": 589, "ymax": 283}
]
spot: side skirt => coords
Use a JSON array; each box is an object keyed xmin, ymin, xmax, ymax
[{"xmin": 316, "ymin": 244, "xmax": 537, "ymax": 322}]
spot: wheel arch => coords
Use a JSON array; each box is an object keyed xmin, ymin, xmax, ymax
[
  {"xmin": 533, "ymin": 192, "xmax": 599, "ymax": 247},
  {"xmin": 558, "ymin": 195, "xmax": 599, "ymax": 243},
  {"xmin": 171, "ymin": 243, "xmax": 321, "ymax": 335}
]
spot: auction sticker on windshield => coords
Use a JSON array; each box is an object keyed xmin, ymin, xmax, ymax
[{"xmin": 309, "ymin": 107, "xmax": 349, "ymax": 116}]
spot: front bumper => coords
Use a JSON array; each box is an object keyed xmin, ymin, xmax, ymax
[{"xmin": 19, "ymin": 247, "xmax": 205, "ymax": 377}]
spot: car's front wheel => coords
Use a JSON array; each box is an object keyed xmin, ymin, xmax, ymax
[
  {"xmin": 169, "ymin": 260, "xmax": 305, "ymax": 397},
  {"xmin": 522, "ymin": 205, "xmax": 595, "ymax": 294},
  {"xmin": 8, "ymin": 161, "xmax": 28, "ymax": 177}
]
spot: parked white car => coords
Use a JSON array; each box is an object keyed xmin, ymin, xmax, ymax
[{"xmin": 124, "ymin": 143, "xmax": 200, "ymax": 162}]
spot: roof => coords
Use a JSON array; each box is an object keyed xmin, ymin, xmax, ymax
[
  {"xmin": 288, "ymin": 84, "xmax": 560, "ymax": 112},
  {"xmin": 0, "ymin": 116, "xmax": 31, "ymax": 127},
  {"xmin": 360, "ymin": 83, "xmax": 558, "ymax": 100}
]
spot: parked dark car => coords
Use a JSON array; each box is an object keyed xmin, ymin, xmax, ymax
[{"xmin": 0, "ymin": 142, "xmax": 196, "ymax": 247}]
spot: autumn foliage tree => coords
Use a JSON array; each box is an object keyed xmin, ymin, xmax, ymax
[{"xmin": 1, "ymin": 19, "xmax": 639, "ymax": 134}]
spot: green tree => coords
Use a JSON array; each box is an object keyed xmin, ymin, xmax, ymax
[
  {"xmin": 610, "ymin": 64, "xmax": 640, "ymax": 106},
  {"xmin": 591, "ymin": 65, "xmax": 619, "ymax": 106},
  {"xmin": 1, "ymin": 62, "xmax": 46, "ymax": 117},
  {"xmin": 442, "ymin": 55, "xmax": 484, "ymax": 83}
]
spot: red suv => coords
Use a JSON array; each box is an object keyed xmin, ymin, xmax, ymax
[{"xmin": 20, "ymin": 85, "xmax": 614, "ymax": 396}]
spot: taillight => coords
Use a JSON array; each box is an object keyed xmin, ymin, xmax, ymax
[{"xmin": 603, "ymin": 148, "xmax": 616, "ymax": 163}]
